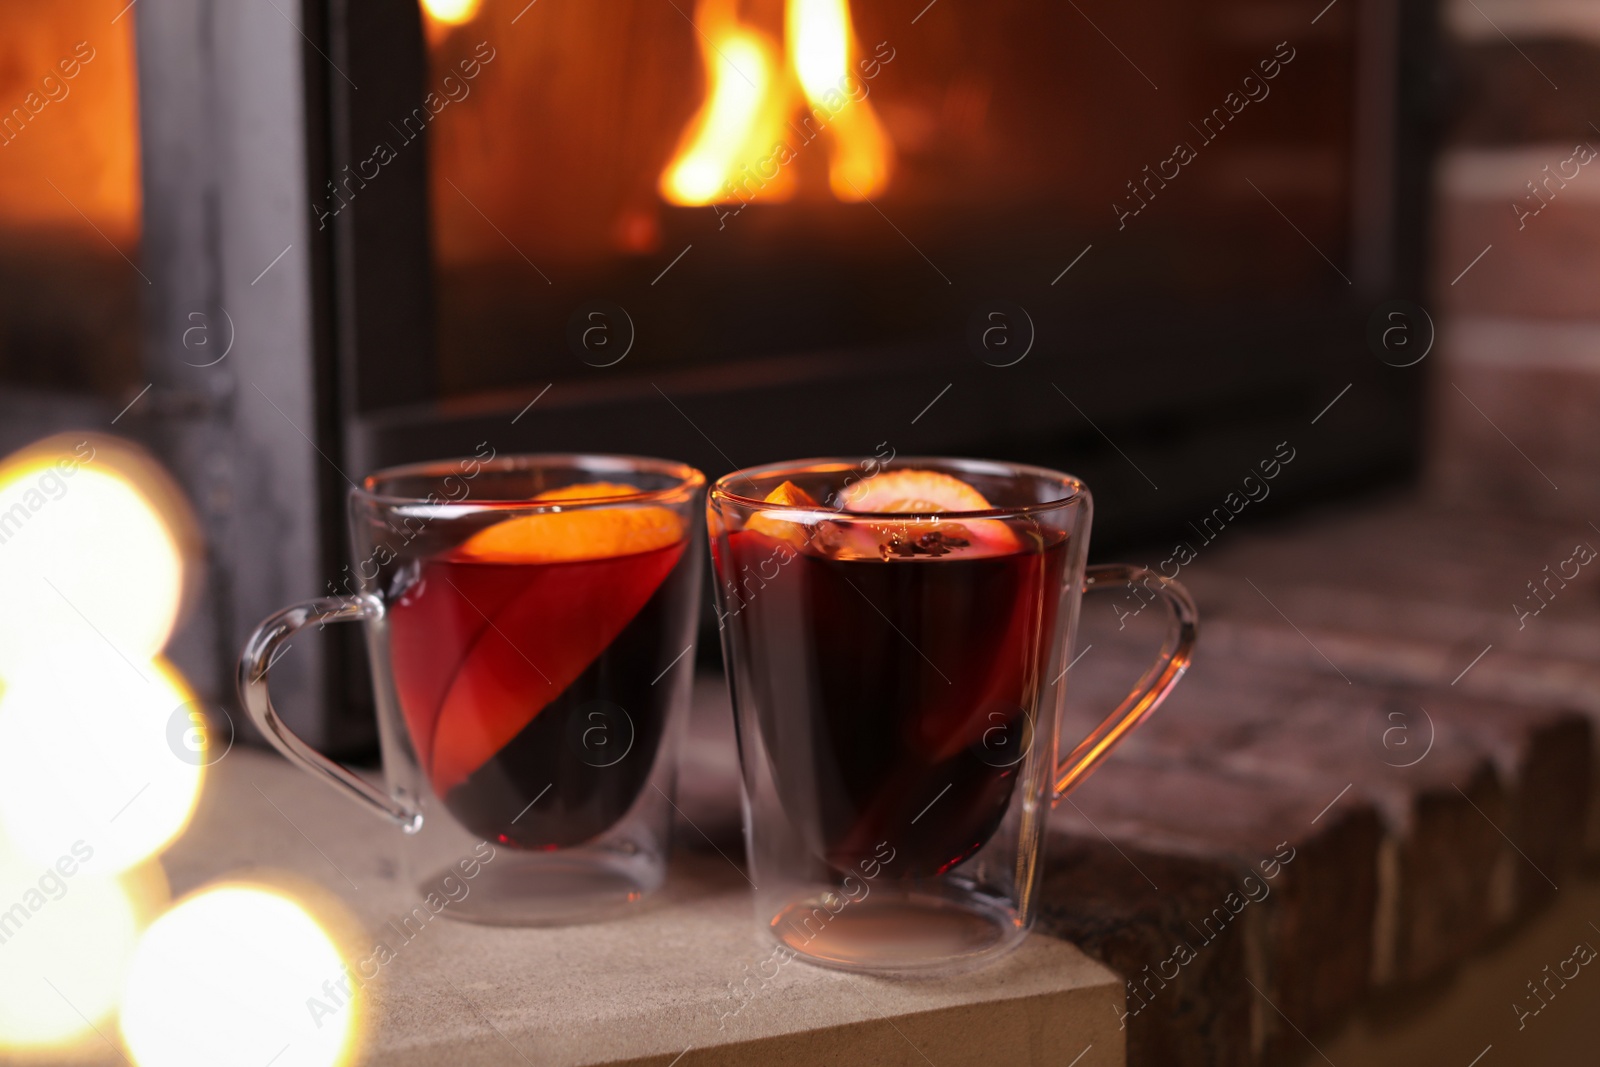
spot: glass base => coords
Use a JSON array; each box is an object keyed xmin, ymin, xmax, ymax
[
  {"xmin": 415, "ymin": 846, "xmax": 664, "ymax": 926},
  {"xmin": 769, "ymin": 886, "xmax": 1027, "ymax": 975}
]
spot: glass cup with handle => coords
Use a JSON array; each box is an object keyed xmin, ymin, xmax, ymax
[
  {"xmin": 239, "ymin": 453, "xmax": 705, "ymax": 924},
  {"xmin": 706, "ymin": 456, "xmax": 1196, "ymax": 972}
]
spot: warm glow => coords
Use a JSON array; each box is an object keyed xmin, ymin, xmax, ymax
[
  {"xmin": 660, "ymin": 2, "xmax": 795, "ymax": 206},
  {"xmin": 661, "ymin": 0, "xmax": 891, "ymax": 205},
  {"xmin": 0, "ymin": 5, "xmax": 142, "ymax": 241},
  {"xmin": 0, "ymin": 654, "xmax": 204, "ymax": 875},
  {"xmin": 786, "ymin": 0, "xmax": 891, "ymax": 200},
  {"xmin": 789, "ymin": 0, "xmax": 850, "ymax": 101},
  {"xmin": 419, "ymin": 0, "xmax": 481, "ymax": 27},
  {"xmin": 0, "ymin": 435, "xmax": 202, "ymax": 875},
  {"xmin": 0, "ymin": 437, "xmax": 193, "ymax": 670},
  {"xmin": 0, "ymin": 433, "xmax": 203, "ymax": 1059},
  {"xmin": 121, "ymin": 885, "xmax": 359, "ymax": 1067},
  {"xmin": 0, "ymin": 829, "xmax": 159, "ymax": 1050}
]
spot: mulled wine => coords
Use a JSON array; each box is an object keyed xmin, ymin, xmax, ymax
[
  {"xmin": 385, "ymin": 486, "xmax": 695, "ymax": 849},
  {"xmin": 718, "ymin": 496, "xmax": 1068, "ymax": 879}
]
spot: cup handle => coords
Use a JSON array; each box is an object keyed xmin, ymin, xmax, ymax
[
  {"xmin": 1052, "ymin": 564, "xmax": 1198, "ymax": 802},
  {"xmin": 237, "ymin": 595, "xmax": 422, "ymax": 831}
]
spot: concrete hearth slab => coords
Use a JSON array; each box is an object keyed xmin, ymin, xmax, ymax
[{"xmin": 146, "ymin": 748, "xmax": 1124, "ymax": 1067}]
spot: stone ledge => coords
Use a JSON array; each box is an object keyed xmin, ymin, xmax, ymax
[
  {"xmin": 142, "ymin": 748, "xmax": 1125, "ymax": 1067},
  {"xmin": 1040, "ymin": 498, "xmax": 1598, "ymax": 1064},
  {"xmin": 1080, "ymin": 653, "xmax": 1513, "ymax": 986},
  {"xmin": 1174, "ymin": 503, "xmax": 1599, "ymax": 856},
  {"xmin": 1050, "ymin": 757, "xmax": 1382, "ymax": 1065},
  {"xmin": 103, "ymin": 500, "xmax": 1588, "ymax": 1067},
  {"xmin": 1040, "ymin": 840, "xmax": 1253, "ymax": 1067}
]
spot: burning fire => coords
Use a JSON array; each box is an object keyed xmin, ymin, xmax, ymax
[
  {"xmin": 786, "ymin": 0, "xmax": 891, "ymax": 201},
  {"xmin": 419, "ymin": 0, "xmax": 480, "ymax": 51},
  {"xmin": 660, "ymin": 0, "xmax": 892, "ymax": 206},
  {"xmin": 659, "ymin": 1, "xmax": 795, "ymax": 207},
  {"xmin": 418, "ymin": 0, "xmax": 481, "ymax": 27},
  {"xmin": 418, "ymin": 0, "xmax": 482, "ymax": 48}
]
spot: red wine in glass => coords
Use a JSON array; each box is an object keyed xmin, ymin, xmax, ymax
[
  {"xmin": 385, "ymin": 492, "xmax": 695, "ymax": 849},
  {"xmin": 719, "ymin": 519, "xmax": 1067, "ymax": 879}
]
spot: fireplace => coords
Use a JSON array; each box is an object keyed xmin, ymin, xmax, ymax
[
  {"xmin": 326, "ymin": 0, "xmax": 1436, "ymax": 477},
  {"xmin": 3, "ymin": 0, "xmax": 1440, "ymax": 747}
]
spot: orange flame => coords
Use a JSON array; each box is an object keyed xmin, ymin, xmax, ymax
[
  {"xmin": 418, "ymin": 0, "xmax": 481, "ymax": 47},
  {"xmin": 660, "ymin": 1, "xmax": 796, "ymax": 206},
  {"xmin": 786, "ymin": 0, "xmax": 891, "ymax": 201},
  {"xmin": 661, "ymin": 0, "xmax": 891, "ymax": 205},
  {"xmin": 418, "ymin": 0, "xmax": 481, "ymax": 27}
]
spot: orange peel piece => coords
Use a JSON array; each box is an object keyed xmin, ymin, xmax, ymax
[
  {"xmin": 745, "ymin": 480, "xmax": 822, "ymax": 545},
  {"xmin": 763, "ymin": 480, "xmax": 820, "ymax": 508},
  {"xmin": 456, "ymin": 481, "xmax": 684, "ymax": 563}
]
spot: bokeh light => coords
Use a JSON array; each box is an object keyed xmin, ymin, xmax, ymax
[
  {"xmin": 0, "ymin": 653, "xmax": 204, "ymax": 874},
  {"xmin": 0, "ymin": 434, "xmax": 203, "ymax": 875},
  {"xmin": 0, "ymin": 435, "xmax": 195, "ymax": 671},
  {"xmin": 121, "ymin": 885, "xmax": 359, "ymax": 1067},
  {"xmin": 0, "ymin": 827, "xmax": 164, "ymax": 1050}
]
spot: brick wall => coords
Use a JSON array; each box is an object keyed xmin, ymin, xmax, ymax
[{"xmin": 1430, "ymin": 0, "xmax": 1600, "ymax": 514}]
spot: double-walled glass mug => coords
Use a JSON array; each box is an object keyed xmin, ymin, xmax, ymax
[
  {"xmin": 239, "ymin": 454, "xmax": 705, "ymax": 924},
  {"xmin": 707, "ymin": 457, "xmax": 1197, "ymax": 973}
]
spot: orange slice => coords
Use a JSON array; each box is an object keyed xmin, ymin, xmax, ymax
[
  {"xmin": 840, "ymin": 469, "xmax": 1019, "ymax": 555},
  {"xmin": 839, "ymin": 469, "xmax": 994, "ymax": 513},
  {"xmin": 422, "ymin": 540, "xmax": 685, "ymax": 794},
  {"xmin": 534, "ymin": 481, "xmax": 639, "ymax": 503},
  {"xmin": 457, "ymin": 481, "xmax": 684, "ymax": 563},
  {"xmin": 745, "ymin": 480, "xmax": 822, "ymax": 545}
]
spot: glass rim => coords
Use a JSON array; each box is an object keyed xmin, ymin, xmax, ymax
[
  {"xmin": 710, "ymin": 456, "xmax": 1088, "ymax": 520},
  {"xmin": 353, "ymin": 453, "xmax": 706, "ymax": 509}
]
